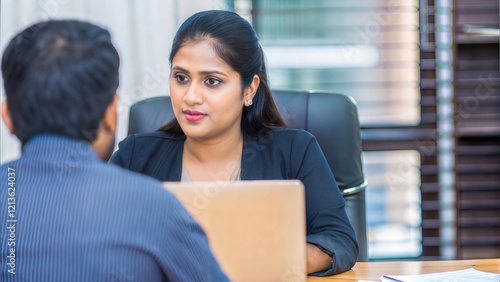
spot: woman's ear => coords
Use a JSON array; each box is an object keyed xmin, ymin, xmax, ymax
[
  {"xmin": 1, "ymin": 100, "xmax": 14, "ymax": 134},
  {"xmin": 244, "ymin": 75, "xmax": 260, "ymax": 107}
]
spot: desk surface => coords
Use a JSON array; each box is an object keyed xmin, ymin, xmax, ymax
[{"xmin": 307, "ymin": 258, "xmax": 500, "ymax": 281}]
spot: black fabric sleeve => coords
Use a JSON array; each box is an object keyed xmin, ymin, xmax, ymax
[
  {"xmin": 289, "ymin": 130, "xmax": 358, "ymax": 276},
  {"xmin": 109, "ymin": 134, "xmax": 136, "ymax": 169}
]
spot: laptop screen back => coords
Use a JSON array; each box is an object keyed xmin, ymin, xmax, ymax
[{"xmin": 162, "ymin": 180, "xmax": 307, "ymax": 282}]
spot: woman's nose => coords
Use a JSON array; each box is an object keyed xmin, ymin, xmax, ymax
[{"xmin": 183, "ymin": 83, "xmax": 203, "ymax": 105}]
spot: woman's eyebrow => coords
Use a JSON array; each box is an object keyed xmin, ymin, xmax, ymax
[
  {"xmin": 199, "ymin": 70, "xmax": 228, "ymax": 77},
  {"xmin": 172, "ymin": 66, "xmax": 228, "ymax": 77},
  {"xmin": 172, "ymin": 66, "xmax": 189, "ymax": 73}
]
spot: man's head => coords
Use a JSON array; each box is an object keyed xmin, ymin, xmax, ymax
[{"xmin": 1, "ymin": 19, "xmax": 120, "ymax": 159}]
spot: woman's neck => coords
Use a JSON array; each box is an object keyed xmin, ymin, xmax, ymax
[
  {"xmin": 183, "ymin": 132, "xmax": 243, "ymax": 164},
  {"xmin": 182, "ymin": 133, "xmax": 243, "ymax": 182}
]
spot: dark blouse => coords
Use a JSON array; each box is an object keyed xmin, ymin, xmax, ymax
[{"xmin": 110, "ymin": 128, "xmax": 358, "ymax": 275}]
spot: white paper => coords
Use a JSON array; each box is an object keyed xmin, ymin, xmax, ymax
[{"xmin": 380, "ymin": 268, "xmax": 500, "ymax": 282}]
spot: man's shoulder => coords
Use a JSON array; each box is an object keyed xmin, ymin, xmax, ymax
[
  {"xmin": 0, "ymin": 159, "xmax": 24, "ymax": 172},
  {"xmin": 95, "ymin": 161, "xmax": 179, "ymax": 202},
  {"xmin": 103, "ymin": 160, "xmax": 162, "ymax": 185},
  {"xmin": 0, "ymin": 162, "xmax": 14, "ymax": 169}
]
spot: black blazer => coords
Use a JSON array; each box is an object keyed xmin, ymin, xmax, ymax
[{"xmin": 110, "ymin": 128, "xmax": 358, "ymax": 275}]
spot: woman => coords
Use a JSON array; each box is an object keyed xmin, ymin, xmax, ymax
[{"xmin": 110, "ymin": 10, "xmax": 358, "ymax": 276}]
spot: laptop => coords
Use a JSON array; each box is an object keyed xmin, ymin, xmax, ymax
[{"xmin": 162, "ymin": 180, "xmax": 307, "ymax": 282}]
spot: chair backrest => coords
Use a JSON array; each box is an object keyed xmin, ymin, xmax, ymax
[{"xmin": 127, "ymin": 90, "xmax": 368, "ymax": 262}]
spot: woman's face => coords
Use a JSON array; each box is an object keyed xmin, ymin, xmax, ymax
[{"xmin": 170, "ymin": 39, "xmax": 249, "ymax": 142}]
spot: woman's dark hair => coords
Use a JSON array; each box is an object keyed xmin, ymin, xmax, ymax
[
  {"xmin": 1, "ymin": 19, "xmax": 119, "ymax": 143},
  {"xmin": 160, "ymin": 10, "xmax": 287, "ymax": 139}
]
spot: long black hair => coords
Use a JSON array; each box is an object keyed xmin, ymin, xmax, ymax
[{"xmin": 160, "ymin": 10, "xmax": 287, "ymax": 139}]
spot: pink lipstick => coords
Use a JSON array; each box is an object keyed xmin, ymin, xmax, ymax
[{"xmin": 183, "ymin": 109, "xmax": 206, "ymax": 122}]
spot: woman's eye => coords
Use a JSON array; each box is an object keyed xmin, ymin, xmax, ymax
[
  {"xmin": 205, "ymin": 77, "xmax": 221, "ymax": 86},
  {"xmin": 175, "ymin": 74, "xmax": 189, "ymax": 83}
]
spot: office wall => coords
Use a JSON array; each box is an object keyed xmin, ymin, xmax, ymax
[{"xmin": 0, "ymin": 0, "xmax": 227, "ymax": 163}]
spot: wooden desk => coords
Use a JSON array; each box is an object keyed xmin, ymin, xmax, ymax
[{"xmin": 307, "ymin": 258, "xmax": 500, "ymax": 281}]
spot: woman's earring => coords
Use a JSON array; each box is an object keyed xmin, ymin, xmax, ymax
[{"xmin": 247, "ymin": 99, "xmax": 253, "ymax": 106}]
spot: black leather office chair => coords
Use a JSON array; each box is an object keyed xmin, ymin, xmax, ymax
[{"xmin": 127, "ymin": 90, "xmax": 368, "ymax": 262}]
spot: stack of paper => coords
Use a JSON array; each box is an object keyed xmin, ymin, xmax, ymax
[{"xmin": 379, "ymin": 268, "xmax": 500, "ymax": 282}]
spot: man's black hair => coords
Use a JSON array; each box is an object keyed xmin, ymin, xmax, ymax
[{"xmin": 2, "ymin": 19, "xmax": 120, "ymax": 143}]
